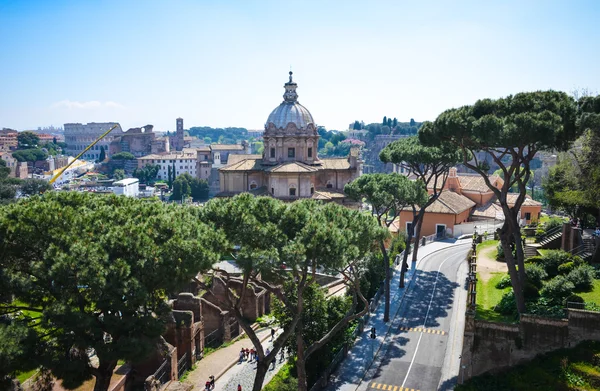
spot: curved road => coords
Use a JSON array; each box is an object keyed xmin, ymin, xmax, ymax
[{"xmin": 363, "ymin": 244, "xmax": 470, "ymax": 391}]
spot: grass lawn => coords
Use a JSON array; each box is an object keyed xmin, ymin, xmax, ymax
[
  {"xmin": 475, "ymin": 272, "xmax": 514, "ymax": 323},
  {"xmin": 578, "ymin": 279, "xmax": 600, "ymax": 306},
  {"xmin": 16, "ymin": 369, "xmax": 38, "ymax": 384},
  {"xmin": 456, "ymin": 341, "xmax": 600, "ymax": 391}
]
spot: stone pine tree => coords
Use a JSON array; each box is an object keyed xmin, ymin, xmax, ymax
[
  {"xmin": 286, "ymin": 201, "xmax": 385, "ymax": 391},
  {"xmin": 200, "ymin": 194, "xmax": 298, "ymax": 391},
  {"xmin": 0, "ymin": 192, "xmax": 223, "ymax": 391},
  {"xmin": 200, "ymin": 195, "xmax": 385, "ymax": 391},
  {"xmin": 345, "ymin": 173, "xmax": 428, "ymax": 321},
  {"xmin": 383, "ymin": 116, "xmax": 387, "ymax": 126},
  {"xmin": 420, "ymin": 91, "xmax": 579, "ymax": 314},
  {"xmin": 380, "ymin": 136, "xmax": 462, "ymax": 268}
]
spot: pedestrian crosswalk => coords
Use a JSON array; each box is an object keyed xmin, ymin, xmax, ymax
[
  {"xmin": 397, "ymin": 326, "xmax": 447, "ymax": 335},
  {"xmin": 370, "ymin": 383, "xmax": 420, "ymax": 391}
]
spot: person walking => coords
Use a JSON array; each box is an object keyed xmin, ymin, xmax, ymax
[
  {"xmin": 279, "ymin": 348, "xmax": 285, "ymax": 363},
  {"xmin": 204, "ymin": 380, "xmax": 210, "ymax": 391},
  {"xmin": 237, "ymin": 384, "xmax": 242, "ymax": 391},
  {"xmin": 270, "ymin": 327, "xmax": 275, "ymax": 341},
  {"xmin": 209, "ymin": 375, "xmax": 215, "ymax": 389},
  {"xmin": 239, "ymin": 349, "xmax": 244, "ymax": 364}
]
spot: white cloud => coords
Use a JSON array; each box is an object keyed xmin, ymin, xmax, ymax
[{"xmin": 51, "ymin": 100, "xmax": 125, "ymax": 109}]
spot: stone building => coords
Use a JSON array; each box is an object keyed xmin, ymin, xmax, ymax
[
  {"xmin": 0, "ymin": 151, "xmax": 28, "ymax": 178},
  {"xmin": 217, "ymin": 72, "xmax": 362, "ymax": 205},
  {"xmin": 108, "ymin": 124, "xmax": 170, "ymax": 158},
  {"xmin": 0, "ymin": 129, "xmax": 18, "ymax": 151},
  {"xmin": 137, "ymin": 149, "xmax": 199, "ymax": 180},
  {"xmin": 64, "ymin": 122, "xmax": 123, "ymax": 161},
  {"xmin": 169, "ymin": 118, "xmax": 185, "ymax": 152}
]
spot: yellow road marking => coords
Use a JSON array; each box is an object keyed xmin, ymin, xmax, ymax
[
  {"xmin": 369, "ymin": 383, "xmax": 419, "ymax": 391},
  {"xmin": 398, "ymin": 326, "xmax": 447, "ymax": 335}
]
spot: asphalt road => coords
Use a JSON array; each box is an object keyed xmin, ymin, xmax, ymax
[{"xmin": 365, "ymin": 245, "xmax": 470, "ymax": 391}]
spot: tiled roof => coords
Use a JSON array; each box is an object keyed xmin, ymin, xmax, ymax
[
  {"xmin": 219, "ymin": 158, "xmax": 263, "ymax": 171},
  {"xmin": 473, "ymin": 202, "xmax": 505, "ymax": 220},
  {"xmin": 504, "ymin": 193, "xmax": 542, "ymax": 207},
  {"xmin": 319, "ymin": 158, "xmax": 351, "ymax": 170},
  {"xmin": 266, "ymin": 161, "xmax": 318, "ymax": 173},
  {"xmin": 210, "ymin": 144, "xmax": 245, "ymax": 151},
  {"xmin": 312, "ymin": 188, "xmax": 346, "ymax": 200},
  {"xmin": 407, "ymin": 190, "xmax": 475, "ymax": 215},
  {"xmin": 458, "ymin": 175, "xmax": 500, "ymax": 193},
  {"xmin": 228, "ymin": 154, "xmax": 262, "ymax": 165}
]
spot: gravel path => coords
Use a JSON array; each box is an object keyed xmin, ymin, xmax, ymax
[{"xmin": 214, "ymin": 332, "xmax": 288, "ymax": 391}]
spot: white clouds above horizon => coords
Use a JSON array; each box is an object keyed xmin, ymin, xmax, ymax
[{"xmin": 51, "ymin": 100, "xmax": 125, "ymax": 110}]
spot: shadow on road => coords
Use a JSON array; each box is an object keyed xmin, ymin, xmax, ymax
[{"xmin": 400, "ymin": 269, "xmax": 459, "ymax": 329}]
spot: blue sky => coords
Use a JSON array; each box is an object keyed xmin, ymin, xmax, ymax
[{"xmin": 1, "ymin": 0, "xmax": 599, "ymax": 132}]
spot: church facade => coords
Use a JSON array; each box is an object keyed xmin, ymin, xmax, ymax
[{"xmin": 217, "ymin": 72, "xmax": 362, "ymax": 205}]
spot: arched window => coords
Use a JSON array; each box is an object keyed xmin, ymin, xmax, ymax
[
  {"xmin": 310, "ymin": 186, "xmax": 315, "ymax": 195},
  {"xmin": 326, "ymin": 180, "xmax": 333, "ymax": 189},
  {"xmin": 289, "ymin": 184, "xmax": 297, "ymax": 197},
  {"xmin": 249, "ymin": 181, "xmax": 257, "ymax": 190}
]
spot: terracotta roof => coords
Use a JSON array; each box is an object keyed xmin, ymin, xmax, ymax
[
  {"xmin": 228, "ymin": 154, "xmax": 261, "ymax": 165},
  {"xmin": 319, "ymin": 158, "xmax": 351, "ymax": 170},
  {"xmin": 406, "ymin": 190, "xmax": 475, "ymax": 215},
  {"xmin": 210, "ymin": 144, "xmax": 245, "ymax": 151},
  {"xmin": 458, "ymin": 175, "xmax": 500, "ymax": 193},
  {"xmin": 196, "ymin": 146, "xmax": 211, "ymax": 152},
  {"xmin": 473, "ymin": 202, "xmax": 505, "ymax": 220},
  {"xmin": 138, "ymin": 151, "xmax": 196, "ymax": 160},
  {"xmin": 219, "ymin": 158, "xmax": 263, "ymax": 171},
  {"xmin": 266, "ymin": 162, "xmax": 318, "ymax": 173},
  {"xmin": 503, "ymin": 193, "xmax": 542, "ymax": 207},
  {"xmin": 312, "ymin": 188, "xmax": 346, "ymax": 200}
]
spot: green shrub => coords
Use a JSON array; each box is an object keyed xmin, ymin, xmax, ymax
[
  {"xmin": 524, "ymin": 282, "xmax": 541, "ymax": 300},
  {"xmin": 263, "ymin": 363, "xmax": 298, "ymax": 391},
  {"xmin": 566, "ymin": 265, "xmax": 595, "ymax": 291},
  {"xmin": 496, "ymin": 242, "xmax": 505, "ymax": 260},
  {"xmin": 564, "ymin": 294, "xmax": 585, "ymax": 304},
  {"xmin": 539, "ymin": 250, "xmax": 574, "ymax": 278},
  {"xmin": 540, "ymin": 275, "xmax": 575, "ymax": 303},
  {"xmin": 525, "ymin": 264, "xmax": 548, "ymax": 289},
  {"xmin": 544, "ymin": 217, "xmax": 565, "ymax": 232},
  {"xmin": 495, "ymin": 274, "xmax": 512, "ymax": 289},
  {"xmin": 495, "ymin": 290, "xmax": 517, "ymax": 316},
  {"xmin": 558, "ymin": 262, "xmax": 575, "ymax": 275},
  {"xmin": 526, "ymin": 255, "xmax": 544, "ymax": 264},
  {"xmin": 389, "ymin": 231, "xmax": 407, "ymax": 260}
]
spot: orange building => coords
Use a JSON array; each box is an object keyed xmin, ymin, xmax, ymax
[{"xmin": 393, "ymin": 167, "xmax": 542, "ymax": 238}]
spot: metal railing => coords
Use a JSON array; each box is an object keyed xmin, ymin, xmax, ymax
[
  {"xmin": 204, "ymin": 328, "xmax": 223, "ymax": 349},
  {"xmin": 177, "ymin": 353, "xmax": 189, "ymax": 379},
  {"xmin": 537, "ymin": 225, "xmax": 563, "ymax": 244},
  {"xmin": 153, "ymin": 358, "xmax": 171, "ymax": 385}
]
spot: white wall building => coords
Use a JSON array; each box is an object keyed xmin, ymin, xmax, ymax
[
  {"xmin": 112, "ymin": 178, "xmax": 140, "ymax": 197},
  {"xmin": 137, "ymin": 149, "xmax": 198, "ymax": 180}
]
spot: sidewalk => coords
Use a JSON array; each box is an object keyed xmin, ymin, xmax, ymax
[
  {"xmin": 183, "ymin": 327, "xmax": 272, "ymax": 391},
  {"xmin": 323, "ymin": 239, "xmax": 463, "ymax": 391}
]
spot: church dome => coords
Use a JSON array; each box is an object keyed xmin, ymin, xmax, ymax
[{"xmin": 265, "ymin": 72, "xmax": 315, "ymax": 131}]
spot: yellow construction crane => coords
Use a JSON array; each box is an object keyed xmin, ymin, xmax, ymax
[{"xmin": 49, "ymin": 124, "xmax": 119, "ymax": 185}]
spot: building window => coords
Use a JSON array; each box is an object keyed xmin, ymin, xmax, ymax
[
  {"xmin": 250, "ymin": 182, "xmax": 257, "ymax": 190},
  {"xmin": 326, "ymin": 181, "xmax": 333, "ymax": 189},
  {"xmin": 270, "ymin": 148, "xmax": 276, "ymax": 158},
  {"xmin": 308, "ymin": 147, "xmax": 312, "ymax": 158},
  {"xmin": 406, "ymin": 222, "xmax": 415, "ymax": 236},
  {"xmin": 271, "ymin": 187, "xmax": 274, "ymax": 195},
  {"xmin": 525, "ymin": 212, "xmax": 531, "ymax": 220},
  {"xmin": 289, "ymin": 187, "xmax": 296, "ymax": 196},
  {"xmin": 310, "ymin": 186, "xmax": 314, "ymax": 195},
  {"xmin": 288, "ymin": 148, "xmax": 295, "ymax": 158}
]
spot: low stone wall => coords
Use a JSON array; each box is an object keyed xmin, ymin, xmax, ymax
[{"xmin": 460, "ymin": 309, "xmax": 600, "ymax": 382}]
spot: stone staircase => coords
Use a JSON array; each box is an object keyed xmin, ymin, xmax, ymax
[
  {"xmin": 524, "ymin": 245, "xmax": 539, "ymax": 258},
  {"xmin": 537, "ymin": 226, "xmax": 563, "ymax": 248}
]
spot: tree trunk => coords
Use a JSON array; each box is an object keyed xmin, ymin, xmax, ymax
[
  {"xmin": 411, "ymin": 214, "xmax": 424, "ymax": 263},
  {"xmin": 379, "ymin": 240, "xmax": 390, "ymax": 322},
  {"xmin": 252, "ymin": 361, "xmax": 270, "ymax": 391},
  {"xmin": 401, "ymin": 215, "xmax": 416, "ymax": 288},
  {"xmin": 499, "ymin": 227, "xmax": 526, "ymax": 314},
  {"xmin": 93, "ymin": 359, "xmax": 117, "ymax": 391},
  {"xmin": 296, "ymin": 317, "xmax": 308, "ymax": 391}
]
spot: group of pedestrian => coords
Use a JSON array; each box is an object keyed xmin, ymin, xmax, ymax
[{"xmin": 239, "ymin": 347, "xmax": 261, "ymax": 363}]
